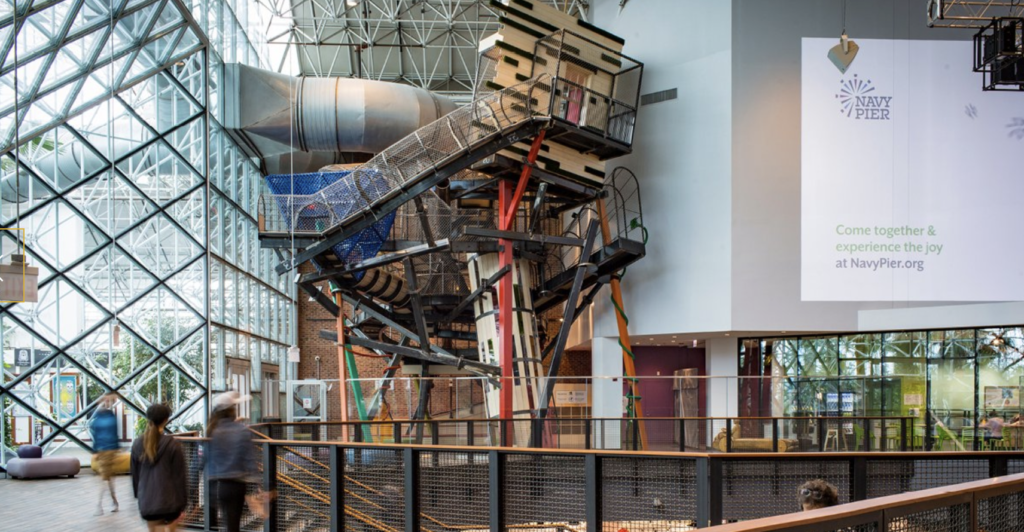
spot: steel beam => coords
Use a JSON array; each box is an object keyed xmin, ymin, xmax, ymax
[
  {"xmin": 299, "ymin": 281, "xmax": 341, "ymax": 317},
  {"xmin": 403, "ymin": 258, "xmax": 433, "ymax": 359},
  {"xmin": 297, "ymin": 239, "xmax": 450, "ymax": 284},
  {"xmin": 276, "ymin": 120, "xmax": 546, "ymax": 274},
  {"xmin": 463, "ymin": 226, "xmax": 584, "ymax": 246},
  {"xmin": 440, "ymin": 264, "xmax": 510, "ymax": 324},
  {"xmin": 343, "ymin": 335, "xmax": 500, "ymax": 377},
  {"xmin": 528, "ymin": 182, "xmax": 549, "ymax": 234},
  {"xmin": 536, "ymin": 220, "xmax": 599, "ymax": 423}
]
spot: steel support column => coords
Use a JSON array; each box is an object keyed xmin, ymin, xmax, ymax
[
  {"xmin": 498, "ymin": 178, "xmax": 516, "ymax": 445},
  {"xmin": 334, "ymin": 291, "xmax": 350, "ymax": 437},
  {"xmin": 497, "ymin": 131, "xmax": 546, "ymax": 446}
]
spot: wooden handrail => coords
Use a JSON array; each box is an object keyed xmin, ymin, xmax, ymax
[{"xmin": 702, "ymin": 473, "xmax": 1024, "ymax": 531}]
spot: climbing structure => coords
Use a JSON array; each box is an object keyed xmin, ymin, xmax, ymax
[{"xmin": 256, "ymin": 0, "xmax": 647, "ymax": 446}]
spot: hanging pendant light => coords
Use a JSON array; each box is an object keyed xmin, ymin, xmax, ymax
[{"xmin": 0, "ymin": 253, "xmax": 38, "ymax": 303}]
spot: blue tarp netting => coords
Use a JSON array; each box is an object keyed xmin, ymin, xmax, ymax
[{"xmin": 264, "ymin": 171, "xmax": 396, "ymax": 280}]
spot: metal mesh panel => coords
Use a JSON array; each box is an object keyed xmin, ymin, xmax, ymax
[
  {"xmin": 887, "ymin": 503, "xmax": 971, "ymax": 532},
  {"xmin": 259, "ymin": 76, "xmax": 553, "ymax": 235},
  {"xmin": 344, "ymin": 448, "xmax": 406, "ymax": 532},
  {"xmin": 504, "ymin": 454, "xmax": 586, "ymax": 529},
  {"xmin": 978, "ymin": 490, "xmax": 1024, "ymax": 532},
  {"xmin": 179, "ymin": 440, "xmax": 206, "ymax": 529},
  {"xmin": 602, "ymin": 457, "xmax": 698, "ymax": 532},
  {"xmin": 1008, "ymin": 458, "xmax": 1024, "ymax": 474},
  {"xmin": 866, "ymin": 459, "xmax": 989, "ymax": 498},
  {"xmin": 420, "ymin": 451, "xmax": 490, "ymax": 531},
  {"xmin": 721, "ymin": 460, "xmax": 851, "ymax": 521},
  {"xmin": 276, "ymin": 444, "xmax": 332, "ymax": 531},
  {"xmin": 825, "ymin": 525, "xmax": 878, "ymax": 532}
]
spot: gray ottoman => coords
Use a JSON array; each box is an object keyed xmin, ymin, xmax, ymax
[{"xmin": 6, "ymin": 445, "xmax": 81, "ymax": 479}]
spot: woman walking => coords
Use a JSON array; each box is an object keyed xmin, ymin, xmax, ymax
[
  {"xmin": 207, "ymin": 391, "xmax": 261, "ymax": 532},
  {"xmin": 130, "ymin": 403, "xmax": 188, "ymax": 531},
  {"xmin": 91, "ymin": 393, "xmax": 120, "ymax": 516}
]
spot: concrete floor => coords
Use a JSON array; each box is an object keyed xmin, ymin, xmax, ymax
[{"xmin": 0, "ymin": 472, "xmax": 146, "ymax": 531}]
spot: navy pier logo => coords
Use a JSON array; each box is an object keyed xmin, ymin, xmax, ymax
[{"xmin": 836, "ymin": 74, "xmax": 892, "ymax": 120}]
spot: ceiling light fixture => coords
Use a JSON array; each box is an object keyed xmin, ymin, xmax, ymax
[
  {"xmin": 346, "ymin": 0, "xmax": 359, "ymax": 6},
  {"xmin": 828, "ymin": 0, "xmax": 859, "ymax": 73}
]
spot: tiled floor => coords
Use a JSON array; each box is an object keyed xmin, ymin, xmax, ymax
[{"xmin": 0, "ymin": 472, "xmax": 146, "ymax": 531}]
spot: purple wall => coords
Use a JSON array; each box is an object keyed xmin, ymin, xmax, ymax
[{"xmin": 632, "ymin": 346, "xmax": 707, "ymax": 416}]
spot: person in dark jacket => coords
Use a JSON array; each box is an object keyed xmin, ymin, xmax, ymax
[
  {"xmin": 131, "ymin": 403, "xmax": 188, "ymax": 531},
  {"xmin": 90, "ymin": 393, "xmax": 120, "ymax": 516},
  {"xmin": 207, "ymin": 391, "xmax": 260, "ymax": 532}
]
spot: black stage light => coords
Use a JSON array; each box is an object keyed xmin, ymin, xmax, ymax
[{"xmin": 974, "ymin": 18, "xmax": 1024, "ymax": 91}]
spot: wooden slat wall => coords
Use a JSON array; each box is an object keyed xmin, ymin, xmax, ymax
[{"xmin": 486, "ymin": 0, "xmax": 627, "ymax": 185}]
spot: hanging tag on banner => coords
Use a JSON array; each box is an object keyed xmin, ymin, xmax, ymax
[{"xmin": 287, "ymin": 345, "xmax": 300, "ymax": 363}]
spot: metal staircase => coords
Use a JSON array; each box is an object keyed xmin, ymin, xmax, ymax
[{"xmin": 258, "ymin": 75, "xmax": 556, "ymax": 275}]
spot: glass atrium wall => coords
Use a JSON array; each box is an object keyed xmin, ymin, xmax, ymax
[
  {"xmin": 740, "ymin": 327, "xmax": 1024, "ymax": 450},
  {"xmin": 0, "ymin": 0, "xmax": 295, "ymax": 465}
]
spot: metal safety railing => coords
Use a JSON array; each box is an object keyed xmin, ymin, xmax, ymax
[
  {"xmin": 248, "ymin": 416, "xmax": 918, "ymax": 454},
  {"xmin": 257, "ymin": 75, "xmax": 554, "ymax": 235},
  {"xmin": 176, "ymin": 435, "xmax": 1024, "ymax": 531},
  {"xmin": 704, "ymin": 472, "xmax": 1024, "ymax": 532}
]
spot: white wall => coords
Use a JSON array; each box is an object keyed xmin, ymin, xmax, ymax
[
  {"xmin": 705, "ymin": 337, "xmax": 738, "ymax": 416},
  {"xmin": 590, "ymin": 0, "xmax": 733, "ymax": 339}
]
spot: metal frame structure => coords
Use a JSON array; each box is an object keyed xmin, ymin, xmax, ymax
[
  {"xmin": 0, "ymin": 0, "xmax": 296, "ymax": 464},
  {"xmin": 251, "ymin": 0, "xmax": 590, "ymax": 100},
  {"xmin": 175, "ymin": 434, "xmax": 1024, "ymax": 531},
  {"xmin": 257, "ymin": 22, "xmax": 646, "ymax": 446},
  {"xmin": 928, "ymin": 0, "xmax": 1024, "ymax": 29}
]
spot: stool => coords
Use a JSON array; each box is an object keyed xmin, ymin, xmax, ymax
[{"xmin": 823, "ymin": 428, "xmax": 840, "ymax": 451}]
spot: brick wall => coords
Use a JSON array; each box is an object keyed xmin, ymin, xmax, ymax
[{"xmin": 295, "ymin": 273, "xmax": 591, "ymax": 421}]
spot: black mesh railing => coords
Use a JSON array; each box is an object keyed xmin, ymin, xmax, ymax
[
  {"xmin": 702, "ymin": 473, "xmax": 1024, "ymax": 532},
  {"xmin": 176, "ymin": 434, "xmax": 1024, "ymax": 531}
]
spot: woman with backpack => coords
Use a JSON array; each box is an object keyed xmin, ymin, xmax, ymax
[{"xmin": 130, "ymin": 403, "xmax": 188, "ymax": 531}]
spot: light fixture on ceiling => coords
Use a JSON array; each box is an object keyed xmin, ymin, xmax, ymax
[
  {"xmin": 692, "ymin": 340, "xmax": 698, "ymax": 348},
  {"xmin": 828, "ymin": 0, "xmax": 859, "ymax": 73},
  {"xmin": 346, "ymin": 0, "xmax": 358, "ymax": 6},
  {"xmin": 0, "ymin": 253, "xmax": 38, "ymax": 303}
]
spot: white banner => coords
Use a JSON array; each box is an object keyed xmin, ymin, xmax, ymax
[{"xmin": 802, "ymin": 38, "xmax": 1024, "ymax": 301}]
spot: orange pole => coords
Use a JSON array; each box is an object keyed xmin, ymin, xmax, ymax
[
  {"xmin": 595, "ymin": 198, "xmax": 648, "ymax": 450},
  {"xmin": 334, "ymin": 292, "xmax": 350, "ymax": 441}
]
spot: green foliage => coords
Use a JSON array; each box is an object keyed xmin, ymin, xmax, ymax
[
  {"xmin": 2, "ymin": 396, "xmax": 12, "ymax": 451},
  {"xmin": 0, "ymin": 137, "xmax": 62, "ymax": 172},
  {"xmin": 109, "ymin": 317, "xmax": 203, "ymax": 412}
]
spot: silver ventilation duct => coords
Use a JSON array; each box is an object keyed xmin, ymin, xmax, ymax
[{"xmin": 223, "ymin": 64, "xmax": 457, "ymax": 174}]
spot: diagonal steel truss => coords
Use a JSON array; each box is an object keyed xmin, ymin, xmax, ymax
[
  {"xmin": 0, "ymin": 0, "xmax": 296, "ymax": 462},
  {"xmin": 253, "ymin": 0, "xmax": 589, "ymax": 99},
  {"xmin": 927, "ymin": 0, "xmax": 1024, "ymax": 29}
]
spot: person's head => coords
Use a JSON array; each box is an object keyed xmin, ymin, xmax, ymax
[
  {"xmin": 798, "ymin": 479, "xmax": 839, "ymax": 511},
  {"xmin": 207, "ymin": 391, "xmax": 249, "ymax": 437},
  {"xmin": 1013, "ymin": 414, "xmax": 1022, "ymax": 423},
  {"xmin": 142, "ymin": 403, "xmax": 172, "ymax": 462},
  {"xmin": 99, "ymin": 393, "xmax": 117, "ymax": 410}
]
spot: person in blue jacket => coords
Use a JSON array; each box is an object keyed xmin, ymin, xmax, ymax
[
  {"xmin": 207, "ymin": 391, "xmax": 260, "ymax": 532},
  {"xmin": 90, "ymin": 393, "xmax": 120, "ymax": 516}
]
